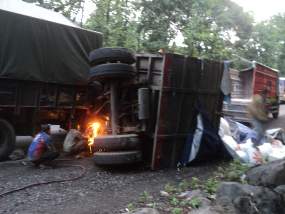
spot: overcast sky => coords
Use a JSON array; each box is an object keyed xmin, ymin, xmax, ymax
[{"xmin": 232, "ymin": 0, "xmax": 285, "ymax": 21}]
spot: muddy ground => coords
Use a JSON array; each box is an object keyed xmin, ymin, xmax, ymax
[
  {"xmin": 0, "ymin": 158, "xmax": 222, "ymax": 214},
  {"xmin": 0, "ymin": 105, "xmax": 284, "ymax": 214}
]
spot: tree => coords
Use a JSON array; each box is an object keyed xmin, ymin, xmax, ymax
[
  {"xmin": 23, "ymin": 0, "xmax": 85, "ymax": 21},
  {"xmin": 132, "ymin": 0, "xmax": 253, "ymax": 59},
  {"xmin": 85, "ymin": 0, "xmax": 139, "ymax": 50},
  {"xmin": 134, "ymin": 0, "xmax": 182, "ymax": 52},
  {"xmin": 240, "ymin": 14, "xmax": 285, "ymax": 74},
  {"xmin": 178, "ymin": 0, "xmax": 253, "ymax": 60},
  {"xmin": 25, "ymin": 0, "xmax": 257, "ymax": 63}
]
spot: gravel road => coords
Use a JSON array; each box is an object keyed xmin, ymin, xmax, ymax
[{"xmin": 0, "ymin": 158, "xmax": 222, "ymax": 214}]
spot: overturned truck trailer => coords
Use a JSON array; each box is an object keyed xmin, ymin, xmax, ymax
[
  {"xmin": 0, "ymin": 0, "xmax": 103, "ymax": 160},
  {"xmin": 89, "ymin": 52, "xmax": 225, "ymax": 170}
]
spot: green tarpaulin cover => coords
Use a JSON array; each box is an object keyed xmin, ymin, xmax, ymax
[{"xmin": 0, "ymin": 0, "xmax": 102, "ymax": 85}]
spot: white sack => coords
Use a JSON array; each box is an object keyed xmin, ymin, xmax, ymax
[{"xmin": 63, "ymin": 129, "xmax": 85, "ymax": 153}]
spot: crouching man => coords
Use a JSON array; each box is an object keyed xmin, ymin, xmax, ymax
[{"xmin": 28, "ymin": 124, "xmax": 59, "ymax": 168}]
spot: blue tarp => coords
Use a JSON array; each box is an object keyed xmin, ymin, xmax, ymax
[{"xmin": 180, "ymin": 104, "xmax": 231, "ymax": 166}]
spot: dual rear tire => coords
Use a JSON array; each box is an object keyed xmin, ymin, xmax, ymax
[
  {"xmin": 89, "ymin": 63, "xmax": 135, "ymax": 81},
  {"xmin": 89, "ymin": 48, "xmax": 136, "ymax": 82},
  {"xmin": 92, "ymin": 134, "xmax": 142, "ymax": 165}
]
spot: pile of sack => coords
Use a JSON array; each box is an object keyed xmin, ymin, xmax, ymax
[{"xmin": 219, "ymin": 118, "xmax": 285, "ymax": 165}]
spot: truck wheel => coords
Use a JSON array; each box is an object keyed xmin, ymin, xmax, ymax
[
  {"xmin": 93, "ymin": 150, "xmax": 142, "ymax": 165},
  {"xmin": 89, "ymin": 48, "xmax": 135, "ymax": 66},
  {"xmin": 0, "ymin": 119, "xmax": 16, "ymax": 161},
  {"xmin": 272, "ymin": 112, "xmax": 279, "ymax": 119},
  {"xmin": 89, "ymin": 63, "xmax": 135, "ymax": 82},
  {"xmin": 93, "ymin": 134, "xmax": 141, "ymax": 151}
]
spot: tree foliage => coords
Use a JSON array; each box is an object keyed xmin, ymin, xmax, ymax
[
  {"xmin": 23, "ymin": 0, "xmax": 85, "ymax": 21},
  {"xmin": 23, "ymin": 0, "xmax": 285, "ymax": 73},
  {"xmin": 240, "ymin": 14, "xmax": 285, "ymax": 74},
  {"xmin": 85, "ymin": 0, "xmax": 139, "ymax": 49},
  {"xmin": 178, "ymin": 0, "xmax": 253, "ymax": 59},
  {"xmin": 85, "ymin": 0, "xmax": 253, "ymax": 60}
]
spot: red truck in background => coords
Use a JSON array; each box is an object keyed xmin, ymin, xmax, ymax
[
  {"xmin": 223, "ymin": 61, "xmax": 279, "ymax": 124},
  {"xmin": 252, "ymin": 63, "xmax": 279, "ymax": 117}
]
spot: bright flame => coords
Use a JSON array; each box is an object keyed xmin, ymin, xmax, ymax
[{"xmin": 86, "ymin": 122, "xmax": 101, "ymax": 153}]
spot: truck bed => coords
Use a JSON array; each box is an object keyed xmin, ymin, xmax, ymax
[{"xmin": 223, "ymin": 99, "xmax": 252, "ymax": 124}]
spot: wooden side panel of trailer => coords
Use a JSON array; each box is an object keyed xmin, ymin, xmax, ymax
[{"xmin": 151, "ymin": 54, "xmax": 224, "ymax": 169}]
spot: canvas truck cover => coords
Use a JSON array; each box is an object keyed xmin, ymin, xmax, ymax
[{"xmin": 0, "ymin": 0, "xmax": 103, "ymax": 85}]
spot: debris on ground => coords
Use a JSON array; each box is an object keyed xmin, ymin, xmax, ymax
[
  {"xmin": 219, "ymin": 117, "xmax": 285, "ymax": 165},
  {"xmin": 8, "ymin": 149, "xmax": 25, "ymax": 160},
  {"xmin": 63, "ymin": 129, "xmax": 86, "ymax": 155},
  {"xmin": 124, "ymin": 208, "xmax": 160, "ymax": 214},
  {"xmin": 160, "ymin": 191, "xmax": 170, "ymax": 197}
]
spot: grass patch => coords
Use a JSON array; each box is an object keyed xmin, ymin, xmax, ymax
[
  {"xmin": 217, "ymin": 160, "xmax": 249, "ymax": 182},
  {"xmin": 170, "ymin": 196, "xmax": 180, "ymax": 206},
  {"xmin": 178, "ymin": 179, "xmax": 191, "ymax": 192},
  {"xmin": 190, "ymin": 177, "xmax": 201, "ymax": 189},
  {"xmin": 126, "ymin": 160, "xmax": 249, "ymax": 213},
  {"xmin": 171, "ymin": 207, "xmax": 183, "ymax": 214},
  {"xmin": 188, "ymin": 197, "xmax": 202, "ymax": 209},
  {"xmin": 204, "ymin": 178, "xmax": 219, "ymax": 194},
  {"xmin": 127, "ymin": 203, "xmax": 135, "ymax": 212},
  {"xmin": 139, "ymin": 191, "xmax": 153, "ymax": 203},
  {"xmin": 164, "ymin": 183, "xmax": 177, "ymax": 194}
]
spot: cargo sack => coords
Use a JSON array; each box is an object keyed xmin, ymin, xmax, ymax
[{"xmin": 63, "ymin": 129, "xmax": 86, "ymax": 154}]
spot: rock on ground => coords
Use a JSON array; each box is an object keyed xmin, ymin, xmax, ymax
[
  {"xmin": 179, "ymin": 189, "xmax": 211, "ymax": 207},
  {"xmin": 275, "ymin": 185, "xmax": 285, "ymax": 205},
  {"xmin": 216, "ymin": 182, "xmax": 285, "ymax": 214},
  {"xmin": 190, "ymin": 205, "xmax": 224, "ymax": 214},
  {"xmin": 246, "ymin": 158, "xmax": 285, "ymax": 188},
  {"xmin": 159, "ymin": 191, "xmax": 169, "ymax": 197},
  {"xmin": 275, "ymin": 185, "xmax": 285, "ymax": 196},
  {"xmin": 9, "ymin": 149, "xmax": 26, "ymax": 160},
  {"xmin": 129, "ymin": 208, "xmax": 159, "ymax": 214}
]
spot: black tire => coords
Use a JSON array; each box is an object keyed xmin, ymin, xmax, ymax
[
  {"xmin": 0, "ymin": 119, "xmax": 16, "ymax": 161},
  {"xmin": 89, "ymin": 63, "xmax": 135, "ymax": 82},
  {"xmin": 89, "ymin": 48, "xmax": 135, "ymax": 66},
  {"xmin": 272, "ymin": 112, "xmax": 279, "ymax": 119},
  {"xmin": 93, "ymin": 134, "xmax": 141, "ymax": 151},
  {"xmin": 93, "ymin": 150, "xmax": 142, "ymax": 165}
]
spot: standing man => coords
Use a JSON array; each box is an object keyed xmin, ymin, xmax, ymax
[
  {"xmin": 28, "ymin": 124, "xmax": 59, "ymax": 167},
  {"xmin": 248, "ymin": 88, "xmax": 269, "ymax": 146}
]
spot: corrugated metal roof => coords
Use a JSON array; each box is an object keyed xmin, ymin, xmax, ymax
[{"xmin": 0, "ymin": 0, "xmax": 78, "ymax": 28}]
